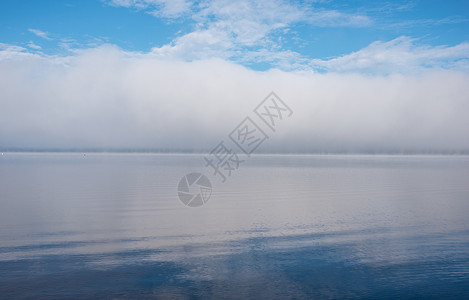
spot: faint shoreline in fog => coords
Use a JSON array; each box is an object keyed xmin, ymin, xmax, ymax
[{"xmin": 1, "ymin": 148, "xmax": 469, "ymax": 156}]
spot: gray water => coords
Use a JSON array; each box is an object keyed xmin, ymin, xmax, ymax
[{"xmin": 1, "ymin": 153, "xmax": 469, "ymax": 299}]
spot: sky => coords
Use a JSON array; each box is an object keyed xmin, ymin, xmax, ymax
[{"xmin": 1, "ymin": 0, "xmax": 469, "ymax": 153}]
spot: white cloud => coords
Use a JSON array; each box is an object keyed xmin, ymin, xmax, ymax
[
  {"xmin": 308, "ymin": 9, "xmax": 372, "ymax": 27},
  {"xmin": 311, "ymin": 36, "xmax": 469, "ymax": 74},
  {"xmin": 150, "ymin": 34, "xmax": 469, "ymax": 73},
  {"xmin": 150, "ymin": 26, "xmax": 234, "ymax": 60},
  {"xmin": 1, "ymin": 45, "xmax": 468, "ymax": 153},
  {"xmin": 0, "ymin": 43, "xmax": 37, "ymax": 60},
  {"xmin": 27, "ymin": 41, "xmax": 42, "ymax": 50},
  {"xmin": 28, "ymin": 28, "xmax": 52, "ymax": 40},
  {"xmin": 0, "ymin": 43, "xmax": 26, "ymax": 52},
  {"xmin": 148, "ymin": 0, "xmax": 303, "ymax": 63},
  {"xmin": 106, "ymin": 0, "xmax": 371, "ymax": 65},
  {"xmin": 106, "ymin": 0, "xmax": 192, "ymax": 18}
]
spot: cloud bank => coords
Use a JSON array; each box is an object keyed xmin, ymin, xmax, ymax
[{"xmin": 1, "ymin": 44, "xmax": 468, "ymax": 153}]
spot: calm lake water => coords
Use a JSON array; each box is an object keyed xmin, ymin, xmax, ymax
[{"xmin": 1, "ymin": 153, "xmax": 468, "ymax": 299}]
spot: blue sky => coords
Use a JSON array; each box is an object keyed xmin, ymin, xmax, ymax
[{"xmin": 1, "ymin": 0, "xmax": 469, "ymax": 71}]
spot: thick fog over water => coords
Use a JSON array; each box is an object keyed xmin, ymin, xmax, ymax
[{"xmin": 1, "ymin": 46, "xmax": 469, "ymax": 153}]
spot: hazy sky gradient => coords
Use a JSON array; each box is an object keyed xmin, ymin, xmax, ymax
[{"xmin": 1, "ymin": 0, "xmax": 469, "ymax": 152}]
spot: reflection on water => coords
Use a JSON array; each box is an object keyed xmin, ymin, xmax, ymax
[{"xmin": 1, "ymin": 153, "xmax": 469, "ymax": 298}]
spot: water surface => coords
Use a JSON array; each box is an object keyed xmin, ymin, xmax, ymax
[{"xmin": 1, "ymin": 153, "xmax": 468, "ymax": 299}]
